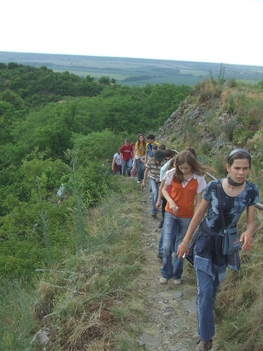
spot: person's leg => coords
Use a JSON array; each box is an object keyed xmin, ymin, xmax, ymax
[
  {"xmin": 140, "ymin": 160, "xmax": 145, "ymax": 181},
  {"xmin": 160, "ymin": 212, "xmax": 176, "ymax": 280},
  {"xmin": 127, "ymin": 158, "xmax": 133, "ymax": 176},
  {"xmin": 148, "ymin": 178, "xmax": 158, "ymax": 216},
  {"xmin": 195, "ymin": 267, "xmax": 217, "ymax": 342},
  {"xmin": 173, "ymin": 217, "xmax": 191, "ymax": 280},
  {"xmin": 135, "ymin": 158, "xmax": 141, "ymax": 181},
  {"xmin": 158, "ymin": 227, "xmax": 164, "ymax": 257},
  {"xmin": 158, "ymin": 196, "xmax": 167, "ymax": 228},
  {"xmin": 121, "ymin": 160, "xmax": 127, "ymax": 176}
]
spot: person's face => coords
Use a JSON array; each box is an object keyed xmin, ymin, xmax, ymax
[
  {"xmin": 139, "ymin": 135, "xmax": 144, "ymax": 142},
  {"xmin": 178, "ymin": 162, "xmax": 192, "ymax": 176},
  {"xmin": 226, "ymin": 159, "xmax": 250, "ymax": 184},
  {"xmin": 148, "ymin": 138, "xmax": 154, "ymax": 144}
]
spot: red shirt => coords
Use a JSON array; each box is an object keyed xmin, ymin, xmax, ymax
[{"xmin": 120, "ymin": 144, "xmax": 133, "ymax": 161}]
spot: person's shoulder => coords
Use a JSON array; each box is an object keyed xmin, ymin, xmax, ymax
[{"xmin": 245, "ymin": 180, "xmax": 259, "ymax": 192}]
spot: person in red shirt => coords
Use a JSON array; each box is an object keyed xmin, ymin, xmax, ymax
[{"xmin": 119, "ymin": 139, "xmax": 134, "ymax": 176}]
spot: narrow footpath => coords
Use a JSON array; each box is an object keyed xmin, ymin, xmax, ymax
[{"xmin": 136, "ymin": 182, "xmax": 201, "ymax": 351}]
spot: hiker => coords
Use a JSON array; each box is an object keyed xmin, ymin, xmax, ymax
[
  {"xmin": 134, "ymin": 134, "xmax": 147, "ymax": 183},
  {"xmin": 119, "ymin": 138, "xmax": 134, "ymax": 176},
  {"xmin": 141, "ymin": 149, "xmax": 165, "ymax": 218},
  {"xmin": 146, "ymin": 134, "xmax": 159, "ymax": 161},
  {"xmin": 160, "ymin": 150, "xmax": 212, "ymax": 286},
  {"xmin": 177, "ymin": 149, "xmax": 259, "ymax": 351},
  {"xmin": 156, "ymin": 148, "xmax": 197, "ymax": 258},
  {"xmin": 156, "ymin": 149, "xmax": 175, "ymax": 230},
  {"xmin": 112, "ymin": 150, "xmax": 122, "ymax": 175}
]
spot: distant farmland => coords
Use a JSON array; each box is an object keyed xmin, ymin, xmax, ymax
[{"xmin": 0, "ymin": 51, "xmax": 262, "ymax": 86}]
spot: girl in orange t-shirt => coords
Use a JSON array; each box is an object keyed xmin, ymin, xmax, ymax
[{"xmin": 160, "ymin": 150, "xmax": 212, "ymax": 285}]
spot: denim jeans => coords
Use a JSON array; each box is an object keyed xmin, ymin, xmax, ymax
[
  {"xmin": 161, "ymin": 212, "xmax": 191, "ymax": 280},
  {"xmin": 135, "ymin": 158, "xmax": 145, "ymax": 182},
  {"xmin": 148, "ymin": 177, "xmax": 160, "ymax": 215},
  {"xmin": 194, "ymin": 237, "xmax": 226, "ymax": 342},
  {"xmin": 122, "ymin": 158, "xmax": 132, "ymax": 176}
]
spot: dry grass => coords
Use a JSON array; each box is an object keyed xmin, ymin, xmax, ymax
[{"xmin": 32, "ymin": 179, "xmax": 145, "ymax": 350}]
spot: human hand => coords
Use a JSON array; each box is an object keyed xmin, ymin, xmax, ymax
[
  {"xmin": 168, "ymin": 200, "xmax": 178, "ymax": 214},
  {"xmin": 177, "ymin": 243, "xmax": 190, "ymax": 260},
  {"xmin": 240, "ymin": 231, "xmax": 253, "ymax": 250},
  {"xmin": 156, "ymin": 201, "xmax": 160, "ymax": 209}
]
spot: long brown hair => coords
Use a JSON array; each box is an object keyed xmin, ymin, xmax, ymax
[
  {"xmin": 173, "ymin": 150, "xmax": 213, "ymax": 183},
  {"xmin": 135, "ymin": 134, "xmax": 147, "ymax": 149}
]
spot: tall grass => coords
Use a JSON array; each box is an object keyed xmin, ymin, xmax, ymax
[{"xmin": 0, "ymin": 177, "xmax": 146, "ymax": 350}]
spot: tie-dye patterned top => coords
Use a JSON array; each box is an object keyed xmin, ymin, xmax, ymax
[{"xmin": 202, "ymin": 179, "xmax": 259, "ymax": 233}]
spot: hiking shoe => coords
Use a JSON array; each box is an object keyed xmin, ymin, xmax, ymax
[
  {"xmin": 173, "ymin": 279, "xmax": 182, "ymax": 285},
  {"xmin": 157, "ymin": 253, "xmax": 162, "ymax": 259},
  {"xmin": 158, "ymin": 220, "xmax": 163, "ymax": 229},
  {"xmin": 159, "ymin": 277, "xmax": 168, "ymax": 285},
  {"xmin": 195, "ymin": 339, "xmax": 213, "ymax": 351},
  {"xmin": 137, "ymin": 180, "xmax": 141, "ymax": 183}
]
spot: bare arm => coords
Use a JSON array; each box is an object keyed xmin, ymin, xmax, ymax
[
  {"xmin": 141, "ymin": 167, "xmax": 149, "ymax": 187},
  {"xmin": 240, "ymin": 205, "xmax": 256, "ymax": 250}
]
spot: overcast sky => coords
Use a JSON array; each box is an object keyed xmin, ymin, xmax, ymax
[{"xmin": 1, "ymin": 0, "xmax": 262, "ymax": 66}]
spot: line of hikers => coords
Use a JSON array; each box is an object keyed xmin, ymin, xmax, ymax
[{"xmin": 114, "ymin": 135, "xmax": 259, "ymax": 351}]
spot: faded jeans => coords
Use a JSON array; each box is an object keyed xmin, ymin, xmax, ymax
[
  {"xmin": 122, "ymin": 158, "xmax": 132, "ymax": 176},
  {"xmin": 161, "ymin": 211, "xmax": 191, "ymax": 280},
  {"xmin": 194, "ymin": 237, "xmax": 226, "ymax": 342},
  {"xmin": 135, "ymin": 158, "xmax": 145, "ymax": 182},
  {"xmin": 148, "ymin": 177, "xmax": 160, "ymax": 215}
]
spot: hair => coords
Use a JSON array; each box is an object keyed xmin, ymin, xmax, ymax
[
  {"xmin": 158, "ymin": 144, "xmax": 166, "ymax": 151},
  {"xmin": 164, "ymin": 148, "xmax": 173, "ymax": 158},
  {"xmin": 124, "ymin": 138, "xmax": 129, "ymax": 143},
  {"xmin": 136, "ymin": 134, "xmax": 147, "ymax": 148},
  {"xmin": 173, "ymin": 150, "xmax": 213, "ymax": 183},
  {"xmin": 147, "ymin": 134, "xmax": 155, "ymax": 140},
  {"xmin": 185, "ymin": 147, "xmax": 197, "ymax": 159},
  {"xmin": 225, "ymin": 148, "xmax": 251, "ymax": 176}
]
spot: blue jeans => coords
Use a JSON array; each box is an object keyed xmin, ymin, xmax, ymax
[
  {"xmin": 158, "ymin": 228, "xmax": 163, "ymax": 254},
  {"xmin": 161, "ymin": 212, "xmax": 191, "ymax": 280},
  {"xmin": 135, "ymin": 158, "xmax": 145, "ymax": 182},
  {"xmin": 122, "ymin": 158, "xmax": 132, "ymax": 176},
  {"xmin": 148, "ymin": 177, "xmax": 160, "ymax": 215},
  {"xmin": 194, "ymin": 237, "xmax": 226, "ymax": 342}
]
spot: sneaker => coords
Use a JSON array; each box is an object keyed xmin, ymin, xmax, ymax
[
  {"xmin": 157, "ymin": 253, "xmax": 162, "ymax": 259},
  {"xmin": 195, "ymin": 339, "xmax": 213, "ymax": 351},
  {"xmin": 158, "ymin": 220, "xmax": 163, "ymax": 229},
  {"xmin": 137, "ymin": 180, "xmax": 141, "ymax": 183},
  {"xmin": 151, "ymin": 213, "xmax": 157, "ymax": 218},
  {"xmin": 159, "ymin": 277, "xmax": 168, "ymax": 285},
  {"xmin": 173, "ymin": 279, "xmax": 182, "ymax": 285}
]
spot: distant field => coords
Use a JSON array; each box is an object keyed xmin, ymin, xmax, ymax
[{"xmin": 0, "ymin": 51, "xmax": 263, "ymax": 86}]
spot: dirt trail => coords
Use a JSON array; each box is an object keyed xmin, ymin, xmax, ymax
[{"xmin": 136, "ymin": 183, "xmax": 199, "ymax": 351}]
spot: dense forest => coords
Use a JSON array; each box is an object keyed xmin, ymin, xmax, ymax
[{"xmin": 0, "ymin": 62, "xmax": 190, "ymax": 278}]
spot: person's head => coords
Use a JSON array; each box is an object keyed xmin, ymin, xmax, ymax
[
  {"xmin": 158, "ymin": 144, "xmax": 166, "ymax": 151},
  {"xmin": 152, "ymin": 144, "xmax": 158, "ymax": 154},
  {"xmin": 163, "ymin": 148, "xmax": 173, "ymax": 162},
  {"xmin": 225, "ymin": 148, "xmax": 251, "ymax": 181},
  {"xmin": 154, "ymin": 149, "xmax": 164, "ymax": 164},
  {"xmin": 124, "ymin": 138, "xmax": 129, "ymax": 145},
  {"xmin": 184, "ymin": 147, "xmax": 197, "ymax": 159},
  {"xmin": 137, "ymin": 133, "xmax": 145, "ymax": 143},
  {"xmin": 147, "ymin": 134, "xmax": 155, "ymax": 144},
  {"xmin": 173, "ymin": 150, "xmax": 211, "ymax": 183}
]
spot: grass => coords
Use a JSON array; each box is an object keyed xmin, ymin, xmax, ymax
[{"xmin": 0, "ymin": 177, "xmax": 146, "ymax": 350}]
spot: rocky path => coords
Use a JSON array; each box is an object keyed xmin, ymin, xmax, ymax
[{"xmin": 136, "ymin": 184, "xmax": 200, "ymax": 351}]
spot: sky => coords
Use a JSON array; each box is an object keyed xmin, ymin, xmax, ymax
[{"xmin": 1, "ymin": 0, "xmax": 263, "ymax": 66}]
